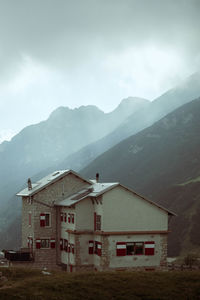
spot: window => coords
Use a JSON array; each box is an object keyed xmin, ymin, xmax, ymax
[
  {"xmin": 27, "ymin": 236, "xmax": 33, "ymax": 248},
  {"xmin": 135, "ymin": 242, "xmax": 144, "ymax": 255},
  {"xmin": 45, "ymin": 213, "xmax": 50, "ymax": 226},
  {"xmin": 96, "ymin": 215, "xmax": 101, "ymax": 230},
  {"xmin": 40, "ymin": 213, "xmax": 51, "ymax": 227},
  {"xmin": 94, "ymin": 241, "xmax": 102, "ymax": 256},
  {"xmin": 36, "ymin": 239, "xmax": 41, "ymax": 249},
  {"xmin": 116, "ymin": 242, "xmax": 145, "ymax": 256},
  {"xmin": 71, "ymin": 213, "xmax": 75, "ymax": 224},
  {"xmin": 41, "ymin": 239, "xmax": 50, "ymax": 248},
  {"xmin": 28, "ymin": 212, "xmax": 32, "ymax": 226},
  {"xmin": 64, "ymin": 239, "xmax": 68, "ymax": 252},
  {"xmin": 67, "ymin": 213, "xmax": 75, "ymax": 224},
  {"xmin": 94, "ymin": 241, "xmax": 98, "ymax": 254},
  {"xmin": 94, "ymin": 213, "xmax": 101, "ymax": 231},
  {"xmin": 126, "ymin": 243, "xmax": 134, "ymax": 255},
  {"xmin": 60, "ymin": 238, "xmax": 63, "ymax": 251},
  {"xmin": 50, "ymin": 238, "xmax": 56, "ymax": 249},
  {"xmin": 144, "ymin": 242, "xmax": 155, "ymax": 255},
  {"xmin": 68, "ymin": 213, "xmax": 71, "ymax": 223},
  {"xmin": 89, "ymin": 240, "xmax": 94, "ymax": 254}
]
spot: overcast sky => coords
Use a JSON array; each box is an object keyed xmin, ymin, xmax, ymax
[{"xmin": 0, "ymin": 0, "xmax": 200, "ymax": 142}]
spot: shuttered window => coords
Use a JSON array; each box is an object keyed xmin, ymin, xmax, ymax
[
  {"xmin": 36, "ymin": 239, "xmax": 41, "ymax": 249},
  {"xmin": 68, "ymin": 213, "xmax": 71, "ymax": 223},
  {"xmin": 64, "ymin": 239, "xmax": 68, "ymax": 252},
  {"xmin": 40, "ymin": 213, "xmax": 45, "ymax": 227},
  {"xmin": 97, "ymin": 242, "xmax": 102, "ymax": 256},
  {"xmin": 116, "ymin": 242, "xmax": 126, "ymax": 256},
  {"xmin": 96, "ymin": 215, "xmax": 101, "ymax": 230},
  {"xmin": 50, "ymin": 238, "xmax": 56, "ymax": 249},
  {"xmin": 145, "ymin": 242, "xmax": 155, "ymax": 255},
  {"xmin": 116, "ymin": 242, "xmax": 146, "ymax": 256},
  {"xmin": 89, "ymin": 240, "xmax": 94, "ymax": 254},
  {"xmin": 27, "ymin": 237, "xmax": 33, "ymax": 248},
  {"xmin": 94, "ymin": 241, "xmax": 102, "ymax": 256},
  {"xmin": 41, "ymin": 239, "xmax": 50, "ymax": 248},
  {"xmin": 71, "ymin": 214, "xmax": 75, "ymax": 224},
  {"xmin": 60, "ymin": 238, "xmax": 63, "ymax": 251},
  {"xmin": 94, "ymin": 213, "xmax": 101, "ymax": 231},
  {"xmin": 40, "ymin": 213, "xmax": 50, "ymax": 227}
]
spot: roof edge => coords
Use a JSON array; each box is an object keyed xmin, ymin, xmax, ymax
[
  {"xmin": 16, "ymin": 169, "xmax": 92, "ymax": 197},
  {"xmin": 118, "ymin": 183, "xmax": 176, "ymax": 216}
]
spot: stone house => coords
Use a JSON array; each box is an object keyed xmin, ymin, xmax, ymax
[{"xmin": 17, "ymin": 169, "xmax": 175, "ymax": 271}]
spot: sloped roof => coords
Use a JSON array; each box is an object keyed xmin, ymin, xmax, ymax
[
  {"xmin": 56, "ymin": 182, "xmax": 118, "ymax": 207},
  {"xmin": 56, "ymin": 181, "xmax": 175, "ymax": 216},
  {"xmin": 16, "ymin": 170, "xmax": 92, "ymax": 197},
  {"xmin": 118, "ymin": 184, "xmax": 176, "ymax": 216},
  {"xmin": 17, "ymin": 169, "xmax": 175, "ymax": 216}
]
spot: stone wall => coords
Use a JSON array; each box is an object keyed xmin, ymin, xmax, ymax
[{"xmin": 21, "ymin": 172, "xmax": 90, "ymax": 270}]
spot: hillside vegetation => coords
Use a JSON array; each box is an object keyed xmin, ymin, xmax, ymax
[{"xmin": 0, "ymin": 268, "xmax": 200, "ymax": 299}]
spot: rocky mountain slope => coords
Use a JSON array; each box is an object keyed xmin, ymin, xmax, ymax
[
  {"xmin": 0, "ymin": 97, "xmax": 149, "ymax": 249},
  {"xmin": 82, "ymin": 98, "xmax": 200, "ymax": 256},
  {"xmin": 0, "ymin": 97, "xmax": 148, "ymax": 208},
  {"xmin": 1, "ymin": 72, "xmax": 200, "ymax": 252},
  {"xmin": 56, "ymin": 72, "xmax": 200, "ymax": 172}
]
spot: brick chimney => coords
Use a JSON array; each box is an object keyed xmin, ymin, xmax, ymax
[
  {"xmin": 27, "ymin": 178, "xmax": 32, "ymax": 190},
  {"xmin": 96, "ymin": 173, "xmax": 99, "ymax": 183}
]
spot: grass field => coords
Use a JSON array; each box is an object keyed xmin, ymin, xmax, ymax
[{"xmin": 0, "ymin": 268, "xmax": 200, "ymax": 299}]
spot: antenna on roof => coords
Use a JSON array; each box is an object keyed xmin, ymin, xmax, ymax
[
  {"xmin": 27, "ymin": 178, "xmax": 32, "ymax": 190},
  {"xmin": 96, "ymin": 173, "xmax": 99, "ymax": 183}
]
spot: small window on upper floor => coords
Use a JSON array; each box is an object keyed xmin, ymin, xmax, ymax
[
  {"xmin": 94, "ymin": 214, "xmax": 101, "ymax": 231},
  {"xmin": 40, "ymin": 213, "xmax": 51, "ymax": 227},
  {"xmin": 28, "ymin": 212, "xmax": 32, "ymax": 226}
]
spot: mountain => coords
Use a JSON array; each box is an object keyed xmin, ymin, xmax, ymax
[
  {"xmin": 1, "ymin": 71, "xmax": 200, "ymax": 251},
  {"xmin": 0, "ymin": 98, "xmax": 148, "ymax": 207},
  {"xmin": 81, "ymin": 98, "xmax": 200, "ymax": 256},
  {"xmin": 56, "ymin": 72, "xmax": 200, "ymax": 172},
  {"xmin": 0, "ymin": 97, "xmax": 149, "ymax": 249}
]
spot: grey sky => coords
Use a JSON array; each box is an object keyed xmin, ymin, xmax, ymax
[{"xmin": 0, "ymin": 0, "xmax": 200, "ymax": 142}]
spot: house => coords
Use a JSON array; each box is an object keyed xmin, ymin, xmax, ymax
[{"xmin": 16, "ymin": 169, "xmax": 175, "ymax": 271}]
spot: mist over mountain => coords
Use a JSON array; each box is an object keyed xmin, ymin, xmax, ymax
[
  {"xmin": 0, "ymin": 97, "xmax": 149, "ymax": 249},
  {"xmin": 0, "ymin": 72, "xmax": 200, "ymax": 252},
  {"xmin": 53, "ymin": 72, "xmax": 200, "ymax": 172},
  {"xmin": 82, "ymin": 98, "xmax": 200, "ymax": 255},
  {"xmin": 0, "ymin": 97, "xmax": 148, "ymax": 204}
]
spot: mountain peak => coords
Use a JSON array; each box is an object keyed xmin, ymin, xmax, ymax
[
  {"xmin": 49, "ymin": 104, "xmax": 104, "ymax": 120},
  {"xmin": 118, "ymin": 97, "xmax": 149, "ymax": 107}
]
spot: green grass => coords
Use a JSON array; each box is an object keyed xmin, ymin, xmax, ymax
[{"xmin": 0, "ymin": 268, "xmax": 200, "ymax": 299}]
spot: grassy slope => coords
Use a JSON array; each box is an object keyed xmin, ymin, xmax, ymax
[{"xmin": 0, "ymin": 268, "xmax": 200, "ymax": 300}]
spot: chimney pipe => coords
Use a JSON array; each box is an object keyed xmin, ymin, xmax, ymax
[
  {"xmin": 96, "ymin": 173, "xmax": 99, "ymax": 183},
  {"xmin": 27, "ymin": 178, "xmax": 32, "ymax": 190}
]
